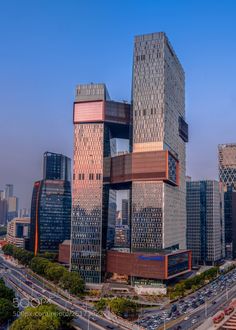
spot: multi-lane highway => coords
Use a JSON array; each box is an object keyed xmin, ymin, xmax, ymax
[
  {"xmin": 135, "ymin": 267, "xmax": 236, "ymax": 330},
  {"xmin": 0, "ymin": 255, "xmax": 126, "ymax": 330}
]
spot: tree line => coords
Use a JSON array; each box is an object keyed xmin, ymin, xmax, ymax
[
  {"xmin": 168, "ymin": 267, "xmax": 219, "ymax": 299},
  {"xmin": 2, "ymin": 244, "xmax": 85, "ymax": 296},
  {"xmin": 95, "ymin": 297, "xmax": 138, "ymax": 318},
  {"xmin": 10, "ymin": 304, "xmax": 74, "ymax": 330},
  {"xmin": 0, "ymin": 278, "xmax": 18, "ymax": 326}
]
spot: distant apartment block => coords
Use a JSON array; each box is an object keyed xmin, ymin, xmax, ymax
[{"xmin": 187, "ymin": 180, "xmax": 225, "ymax": 265}]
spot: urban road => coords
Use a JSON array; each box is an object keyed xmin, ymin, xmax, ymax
[
  {"xmin": 136, "ymin": 267, "xmax": 236, "ymax": 330},
  {"xmin": 168, "ymin": 283, "xmax": 236, "ymax": 330},
  {"xmin": 0, "ymin": 255, "xmax": 125, "ymax": 330}
]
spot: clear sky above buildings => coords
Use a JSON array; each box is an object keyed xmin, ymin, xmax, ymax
[{"xmin": 0, "ymin": 0, "xmax": 236, "ymax": 207}]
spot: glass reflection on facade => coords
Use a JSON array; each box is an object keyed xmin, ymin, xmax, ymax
[
  {"xmin": 168, "ymin": 252, "xmax": 189, "ymax": 277},
  {"xmin": 186, "ymin": 180, "xmax": 225, "ymax": 265},
  {"xmin": 30, "ymin": 152, "xmax": 71, "ymax": 255},
  {"xmin": 71, "ymin": 84, "xmax": 131, "ymax": 283},
  {"xmin": 132, "ymin": 182, "xmax": 163, "ymax": 252},
  {"xmin": 43, "ymin": 151, "xmax": 71, "ymax": 181},
  {"xmin": 72, "ymin": 32, "xmax": 189, "ymax": 283},
  {"xmin": 131, "ymin": 32, "xmax": 187, "ymax": 251},
  {"xmin": 71, "ymin": 123, "xmax": 104, "ymax": 283}
]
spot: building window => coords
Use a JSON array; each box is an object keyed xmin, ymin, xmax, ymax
[
  {"xmin": 89, "ymin": 173, "xmax": 94, "ymax": 180},
  {"xmin": 78, "ymin": 173, "xmax": 85, "ymax": 180}
]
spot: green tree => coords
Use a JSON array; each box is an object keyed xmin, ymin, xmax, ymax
[
  {"xmin": 95, "ymin": 298, "xmax": 107, "ymax": 312},
  {"xmin": 108, "ymin": 298, "xmax": 138, "ymax": 317},
  {"xmin": 0, "ymin": 298, "xmax": 17, "ymax": 325},
  {"xmin": 45, "ymin": 264, "xmax": 66, "ymax": 283},
  {"xmin": 0, "ymin": 279, "xmax": 15, "ymax": 301},
  {"xmin": 2, "ymin": 244, "xmax": 85, "ymax": 297},
  {"xmin": 60, "ymin": 272, "xmax": 85, "ymax": 295},
  {"xmin": 10, "ymin": 304, "xmax": 73, "ymax": 330},
  {"xmin": 40, "ymin": 252, "xmax": 58, "ymax": 261},
  {"xmin": 174, "ymin": 282, "xmax": 185, "ymax": 297},
  {"xmin": 2, "ymin": 244, "xmax": 14, "ymax": 256},
  {"xmin": 30, "ymin": 257, "xmax": 50, "ymax": 275}
]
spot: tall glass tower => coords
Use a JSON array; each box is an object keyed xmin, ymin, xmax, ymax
[
  {"xmin": 71, "ymin": 32, "xmax": 189, "ymax": 284},
  {"xmin": 71, "ymin": 84, "xmax": 130, "ymax": 283},
  {"xmin": 30, "ymin": 152, "xmax": 71, "ymax": 255},
  {"xmin": 43, "ymin": 151, "xmax": 71, "ymax": 181},
  {"xmin": 131, "ymin": 32, "xmax": 187, "ymax": 251}
]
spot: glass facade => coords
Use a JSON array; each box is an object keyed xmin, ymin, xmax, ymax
[
  {"xmin": 71, "ymin": 123, "xmax": 104, "ymax": 283},
  {"xmin": 30, "ymin": 153, "xmax": 71, "ymax": 255},
  {"xmin": 168, "ymin": 252, "xmax": 189, "ymax": 277},
  {"xmin": 131, "ymin": 32, "xmax": 186, "ymax": 251},
  {"xmin": 71, "ymin": 84, "xmax": 131, "ymax": 283},
  {"xmin": 131, "ymin": 182, "xmax": 163, "ymax": 252},
  {"xmin": 218, "ymin": 144, "xmax": 236, "ymax": 258},
  {"xmin": 72, "ymin": 32, "xmax": 189, "ymax": 283},
  {"xmin": 43, "ymin": 151, "xmax": 71, "ymax": 181},
  {"xmin": 186, "ymin": 180, "xmax": 225, "ymax": 265}
]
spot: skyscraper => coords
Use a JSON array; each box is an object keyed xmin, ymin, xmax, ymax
[
  {"xmin": 0, "ymin": 199, "xmax": 8, "ymax": 225},
  {"xmin": 30, "ymin": 152, "xmax": 71, "ymax": 255},
  {"xmin": 7, "ymin": 196, "xmax": 19, "ymax": 222},
  {"xmin": 219, "ymin": 143, "xmax": 236, "ymax": 258},
  {"xmin": 186, "ymin": 180, "xmax": 225, "ymax": 265},
  {"xmin": 131, "ymin": 32, "xmax": 187, "ymax": 252},
  {"xmin": 219, "ymin": 144, "xmax": 236, "ymax": 190},
  {"xmin": 4, "ymin": 184, "xmax": 13, "ymax": 200},
  {"xmin": 71, "ymin": 32, "xmax": 190, "ymax": 284},
  {"xmin": 71, "ymin": 83, "xmax": 130, "ymax": 283},
  {"xmin": 223, "ymin": 187, "xmax": 236, "ymax": 258},
  {"xmin": 43, "ymin": 151, "xmax": 71, "ymax": 181}
]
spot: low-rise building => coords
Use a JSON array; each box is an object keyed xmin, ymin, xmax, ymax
[
  {"xmin": 106, "ymin": 249, "xmax": 192, "ymax": 283},
  {"xmin": 7, "ymin": 217, "xmax": 30, "ymax": 248}
]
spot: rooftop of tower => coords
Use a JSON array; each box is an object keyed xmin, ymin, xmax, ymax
[
  {"xmin": 75, "ymin": 83, "xmax": 111, "ymax": 102},
  {"xmin": 134, "ymin": 31, "xmax": 184, "ymax": 75}
]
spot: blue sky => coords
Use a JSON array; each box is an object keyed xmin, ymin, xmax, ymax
[{"xmin": 0, "ymin": 0, "xmax": 236, "ymax": 207}]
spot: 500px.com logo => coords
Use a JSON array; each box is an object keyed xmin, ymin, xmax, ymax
[{"xmin": 13, "ymin": 297, "xmax": 52, "ymax": 308}]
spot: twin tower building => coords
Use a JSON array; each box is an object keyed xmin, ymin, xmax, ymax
[
  {"xmin": 71, "ymin": 32, "xmax": 191, "ymax": 284},
  {"xmin": 30, "ymin": 32, "xmax": 190, "ymax": 284}
]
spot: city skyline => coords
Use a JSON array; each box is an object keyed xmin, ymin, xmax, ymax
[{"xmin": 1, "ymin": 0, "xmax": 236, "ymax": 208}]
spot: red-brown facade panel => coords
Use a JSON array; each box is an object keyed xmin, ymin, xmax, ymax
[
  {"xmin": 74, "ymin": 101, "xmax": 104, "ymax": 123},
  {"xmin": 73, "ymin": 100, "xmax": 130, "ymax": 125},
  {"xmin": 104, "ymin": 150, "xmax": 179, "ymax": 185},
  {"xmin": 106, "ymin": 250, "xmax": 191, "ymax": 280}
]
